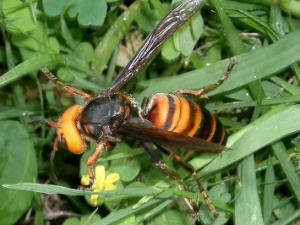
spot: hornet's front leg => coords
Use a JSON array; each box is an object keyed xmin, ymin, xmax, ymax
[
  {"xmin": 40, "ymin": 67, "xmax": 91, "ymax": 99},
  {"xmin": 80, "ymin": 140, "xmax": 112, "ymax": 189}
]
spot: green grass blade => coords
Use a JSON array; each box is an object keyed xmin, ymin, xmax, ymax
[
  {"xmin": 0, "ymin": 54, "xmax": 61, "ymax": 88},
  {"xmin": 200, "ymin": 104, "xmax": 300, "ymax": 176},
  {"xmin": 90, "ymin": 192, "xmax": 173, "ymax": 225},
  {"xmin": 138, "ymin": 29, "xmax": 300, "ymax": 101},
  {"xmin": 270, "ymin": 208, "xmax": 300, "ymax": 225},
  {"xmin": 211, "ymin": 0, "xmax": 245, "ymax": 54},
  {"xmin": 235, "ymin": 155, "xmax": 264, "ymax": 225},
  {"xmin": 263, "ymin": 156, "xmax": 276, "ymax": 224},
  {"xmin": 272, "ymin": 142, "xmax": 300, "ymax": 203},
  {"xmin": 3, "ymin": 183, "xmax": 161, "ymax": 196}
]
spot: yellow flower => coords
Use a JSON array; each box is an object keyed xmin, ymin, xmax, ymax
[{"xmin": 81, "ymin": 165, "xmax": 120, "ymax": 206}]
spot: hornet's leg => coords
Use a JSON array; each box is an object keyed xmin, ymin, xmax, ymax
[
  {"xmin": 157, "ymin": 145, "xmax": 218, "ymax": 220},
  {"xmin": 80, "ymin": 140, "xmax": 111, "ymax": 189},
  {"xmin": 172, "ymin": 59, "xmax": 235, "ymax": 98},
  {"xmin": 40, "ymin": 67, "xmax": 91, "ymax": 99},
  {"xmin": 142, "ymin": 142, "xmax": 200, "ymax": 219}
]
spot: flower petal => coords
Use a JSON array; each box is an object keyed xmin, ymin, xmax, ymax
[
  {"xmin": 93, "ymin": 165, "xmax": 106, "ymax": 190},
  {"xmin": 104, "ymin": 173, "xmax": 120, "ymax": 190},
  {"xmin": 91, "ymin": 194, "xmax": 100, "ymax": 206},
  {"xmin": 95, "ymin": 165, "xmax": 106, "ymax": 183},
  {"xmin": 81, "ymin": 174, "xmax": 90, "ymax": 186}
]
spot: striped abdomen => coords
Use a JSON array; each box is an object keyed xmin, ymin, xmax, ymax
[{"xmin": 144, "ymin": 93, "xmax": 226, "ymax": 144}]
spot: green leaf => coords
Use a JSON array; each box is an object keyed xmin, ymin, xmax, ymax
[
  {"xmin": 135, "ymin": 3, "xmax": 161, "ymax": 33},
  {"xmin": 162, "ymin": 12, "xmax": 203, "ymax": 60},
  {"xmin": 161, "ymin": 37, "xmax": 180, "ymax": 62},
  {"xmin": 135, "ymin": 4, "xmax": 164, "ymax": 33},
  {"xmin": 68, "ymin": 0, "xmax": 107, "ymax": 27},
  {"xmin": 178, "ymin": 13, "xmax": 203, "ymax": 56},
  {"xmin": 72, "ymin": 42, "xmax": 94, "ymax": 62},
  {"xmin": 60, "ymin": 16, "xmax": 83, "ymax": 48},
  {"xmin": 111, "ymin": 158, "xmax": 141, "ymax": 182},
  {"xmin": 42, "ymin": 0, "xmax": 68, "ymax": 17},
  {"xmin": 210, "ymin": 184, "xmax": 231, "ymax": 204},
  {"xmin": 111, "ymin": 214, "xmax": 135, "ymax": 225},
  {"xmin": 57, "ymin": 67, "xmax": 76, "ymax": 82},
  {"xmin": 148, "ymin": 209, "xmax": 193, "ymax": 225},
  {"xmin": 199, "ymin": 184, "xmax": 232, "ymax": 224},
  {"xmin": 2, "ymin": 0, "xmax": 37, "ymax": 33},
  {"xmin": 63, "ymin": 217, "xmax": 80, "ymax": 225},
  {"xmin": 11, "ymin": 24, "xmax": 60, "ymax": 55},
  {"xmin": 0, "ymin": 121, "xmax": 37, "ymax": 225},
  {"xmin": 81, "ymin": 213, "xmax": 102, "ymax": 225}
]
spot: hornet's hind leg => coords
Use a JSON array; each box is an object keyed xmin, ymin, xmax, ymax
[
  {"xmin": 156, "ymin": 145, "xmax": 218, "ymax": 220},
  {"xmin": 172, "ymin": 60, "xmax": 235, "ymax": 98},
  {"xmin": 143, "ymin": 142, "xmax": 219, "ymax": 220},
  {"xmin": 142, "ymin": 142, "xmax": 200, "ymax": 219}
]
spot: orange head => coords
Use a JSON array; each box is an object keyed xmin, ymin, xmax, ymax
[{"xmin": 48, "ymin": 104, "xmax": 86, "ymax": 155}]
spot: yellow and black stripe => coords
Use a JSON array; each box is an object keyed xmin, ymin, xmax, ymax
[{"xmin": 145, "ymin": 93, "xmax": 226, "ymax": 144}]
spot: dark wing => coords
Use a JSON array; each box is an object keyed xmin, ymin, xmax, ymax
[
  {"xmin": 106, "ymin": 0, "xmax": 205, "ymax": 93},
  {"xmin": 117, "ymin": 118, "xmax": 224, "ymax": 152}
]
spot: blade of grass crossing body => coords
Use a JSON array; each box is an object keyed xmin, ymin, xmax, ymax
[
  {"xmin": 235, "ymin": 155, "xmax": 264, "ymax": 225},
  {"xmin": 263, "ymin": 156, "xmax": 276, "ymax": 224},
  {"xmin": 272, "ymin": 141, "xmax": 300, "ymax": 204}
]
